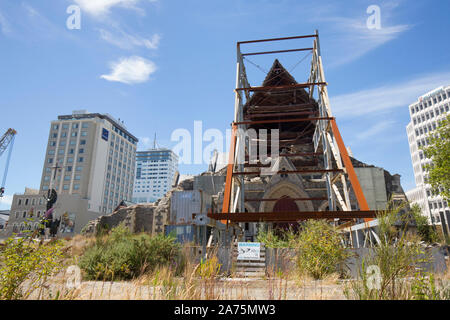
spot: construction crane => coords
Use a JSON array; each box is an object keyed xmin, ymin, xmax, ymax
[{"xmin": 0, "ymin": 128, "xmax": 17, "ymax": 197}]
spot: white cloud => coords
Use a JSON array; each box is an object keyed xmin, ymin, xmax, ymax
[
  {"xmin": 100, "ymin": 29, "xmax": 160, "ymax": 50},
  {"xmin": 356, "ymin": 120, "xmax": 396, "ymax": 141},
  {"xmin": 74, "ymin": 0, "xmax": 156, "ymax": 16},
  {"xmin": 304, "ymin": 2, "xmax": 412, "ymax": 66},
  {"xmin": 320, "ymin": 16, "xmax": 411, "ymax": 67},
  {"xmin": 0, "ymin": 11, "xmax": 12, "ymax": 35},
  {"xmin": 0, "ymin": 195, "xmax": 13, "ymax": 208},
  {"xmin": 330, "ymin": 71, "xmax": 450, "ymax": 118},
  {"xmin": 101, "ymin": 56, "xmax": 157, "ymax": 84}
]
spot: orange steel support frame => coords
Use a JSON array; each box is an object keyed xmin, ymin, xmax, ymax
[
  {"xmin": 216, "ymin": 32, "xmax": 374, "ymax": 227},
  {"xmin": 331, "ymin": 119, "xmax": 372, "ymax": 221},
  {"xmin": 221, "ymin": 124, "xmax": 237, "ymax": 221}
]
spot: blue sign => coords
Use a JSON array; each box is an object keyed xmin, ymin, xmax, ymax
[{"xmin": 102, "ymin": 128, "xmax": 109, "ymax": 141}]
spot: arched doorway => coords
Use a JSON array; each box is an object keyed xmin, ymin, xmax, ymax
[
  {"xmin": 272, "ymin": 196, "xmax": 300, "ymax": 234},
  {"xmin": 273, "ymin": 196, "xmax": 299, "ymax": 213}
]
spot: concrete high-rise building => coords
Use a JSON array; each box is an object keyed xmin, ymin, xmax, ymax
[
  {"xmin": 39, "ymin": 110, "xmax": 138, "ymax": 214},
  {"xmin": 132, "ymin": 148, "xmax": 178, "ymax": 203},
  {"xmin": 405, "ymin": 86, "xmax": 450, "ymax": 235}
]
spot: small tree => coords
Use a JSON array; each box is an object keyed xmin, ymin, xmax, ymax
[{"xmin": 422, "ymin": 114, "xmax": 450, "ymax": 201}]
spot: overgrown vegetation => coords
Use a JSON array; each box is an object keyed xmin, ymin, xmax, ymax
[
  {"xmin": 256, "ymin": 228, "xmax": 297, "ymax": 248},
  {"xmin": 78, "ymin": 225, "xmax": 181, "ymax": 281},
  {"xmin": 344, "ymin": 205, "xmax": 450, "ymax": 300},
  {"xmin": 422, "ymin": 114, "xmax": 450, "ymax": 201},
  {"xmin": 410, "ymin": 204, "xmax": 440, "ymax": 244},
  {"xmin": 295, "ymin": 220, "xmax": 349, "ymax": 280},
  {"xmin": 0, "ymin": 225, "xmax": 65, "ymax": 300}
]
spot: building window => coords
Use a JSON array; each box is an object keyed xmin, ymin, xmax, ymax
[
  {"xmin": 79, "ymin": 148, "xmax": 84, "ymax": 154},
  {"xmin": 63, "ymin": 185, "xmax": 69, "ymax": 190},
  {"xmin": 71, "ymin": 132, "xmax": 77, "ymax": 137},
  {"xmin": 82, "ymin": 123, "xmax": 89, "ymax": 128},
  {"xmin": 72, "ymin": 123, "xmax": 79, "ymax": 129},
  {"xmin": 81, "ymin": 131, "xmax": 87, "ymax": 136},
  {"xmin": 74, "ymin": 184, "xmax": 80, "ymax": 190},
  {"xmin": 80, "ymin": 140, "xmax": 86, "ymax": 145},
  {"xmin": 48, "ymin": 158, "xmax": 53, "ymax": 164},
  {"xmin": 53, "ymin": 125, "xmax": 59, "ymax": 130},
  {"xmin": 74, "ymin": 175, "xmax": 81, "ymax": 180},
  {"xmin": 79, "ymin": 157, "xmax": 84, "ymax": 163}
]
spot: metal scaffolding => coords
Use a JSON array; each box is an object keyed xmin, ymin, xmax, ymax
[{"xmin": 208, "ymin": 31, "xmax": 377, "ymax": 223}]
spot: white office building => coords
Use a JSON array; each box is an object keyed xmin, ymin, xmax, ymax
[
  {"xmin": 40, "ymin": 110, "xmax": 138, "ymax": 214},
  {"xmin": 132, "ymin": 148, "xmax": 178, "ymax": 203},
  {"xmin": 405, "ymin": 86, "xmax": 450, "ymax": 234}
]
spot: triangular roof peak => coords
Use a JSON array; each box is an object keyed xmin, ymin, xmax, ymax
[{"xmin": 262, "ymin": 59, "xmax": 297, "ymax": 87}]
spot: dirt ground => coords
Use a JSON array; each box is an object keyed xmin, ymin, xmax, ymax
[{"xmin": 26, "ymin": 277, "xmax": 347, "ymax": 300}]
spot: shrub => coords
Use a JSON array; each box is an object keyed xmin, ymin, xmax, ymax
[
  {"xmin": 256, "ymin": 228, "xmax": 297, "ymax": 248},
  {"xmin": 78, "ymin": 225, "xmax": 181, "ymax": 281},
  {"xmin": 0, "ymin": 229, "xmax": 65, "ymax": 300},
  {"xmin": 295, "ymin": 220, "xmax": 349, "ymax": 280}
]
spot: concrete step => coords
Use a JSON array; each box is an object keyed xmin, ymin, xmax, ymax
[
  {"xmin": 235, "ymin": 267, "xmax": 266, "ymax": 273},
  {"xmin": 235, "ymin": 262, "xmax": 266, "ymax": 268},
  {"xmin": 234, "ymin": 272, "xmax": 265, "ymax": 278}
]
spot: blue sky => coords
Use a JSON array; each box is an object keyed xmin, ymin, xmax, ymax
[{"xmin": 1, "ymin": 0, "xmax": 450, "ymax": 209}]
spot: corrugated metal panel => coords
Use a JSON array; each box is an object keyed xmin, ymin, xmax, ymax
[{"xmin": 170, "ymin": 191, "xmax": 202, "ymax": 224}]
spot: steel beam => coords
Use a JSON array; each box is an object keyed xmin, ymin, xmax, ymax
[{"xmin": 208, "ymin": 211, "xmax": 378, "ymax": 222}]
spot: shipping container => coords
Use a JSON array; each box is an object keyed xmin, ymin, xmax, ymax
[{"xmin": 165, "ymin": 225, "xmax": 195, "ymax": 243}]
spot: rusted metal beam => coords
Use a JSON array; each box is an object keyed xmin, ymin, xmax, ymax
[
  {"xmin": 233, "ymin": 169, "xmax": 343, "ymax": 175},
  {"xmin": 245, "ymin": 111, "xmax": 318, "ymax": 119},
  {"xmin": 221, "ymin": 124, "xmax": 237, "ymax": 216},
  {"xmin": 208, "ymin": 210, "xmax": 378, "ymax": 222},
  {"xmin": 238, "ymin": 34, "xmax": 317, "ymax": 45},
  {"xmin": 242, "ymin": 48, "xmax": 313, "ymax": 56},
  {"xmin": 247, "ymin": 103, "xmax": 316, "ymax": 112},
  {"xmin": 330, "ymin": 119, "xmax": 371, "ymax": 221},
  {"xmin": 279, "ymin": 152, "xmax": 322, "ymax": 157},
  {"xmin": 245, "ymin": 197, "xmax": 327, "ymax": 202},
  {"xmin": 234, "ymin": 117, "xmax": 333, "ymax": 126},
  {"xmin": 236, "ymin": 82, "xmax": 327, "ymax": 92}
]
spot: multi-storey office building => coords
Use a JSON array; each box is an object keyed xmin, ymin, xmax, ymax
[
  {"xmin": 132, "ymin": 148, "xmax": 178, "ymax": 203},
  {"xmin": 39, "ymin": 110, "xmax": 138, "ymax": 214},
  {"xmin": 405, "ymin": 86, "xmax": 450, "ymax": 235}
]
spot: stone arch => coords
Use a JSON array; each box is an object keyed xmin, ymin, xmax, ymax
[
  {"xmin": 318, "ymin": 200, "xmax": 344, "ymax": 212},
  {"xmin": 259, "ymin": 181, "xmax": 314, "ymax": 212}
]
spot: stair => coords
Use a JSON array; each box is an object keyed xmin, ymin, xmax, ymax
[{"xmin": 232, "ymin": 243, "xmax": 266, "ymax": 278}]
